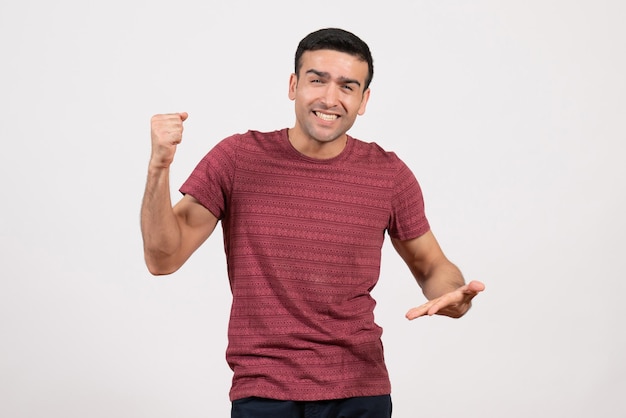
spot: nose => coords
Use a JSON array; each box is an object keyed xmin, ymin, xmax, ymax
[{"xmin": 321, "ymin": 84, "xmax": 340, "ymax": 108}]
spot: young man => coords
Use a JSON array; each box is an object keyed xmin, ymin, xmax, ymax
[{"xmin": 141, "ymin": 28, "xmax": 484, "ymax": 418}]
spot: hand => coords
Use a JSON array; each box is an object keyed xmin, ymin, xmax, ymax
[
  {"xmin": 406, "ymin": 280, "xmax": 485, "ymax": 320},
  {"xmin": 150, "ymin": 112, "xmax": 188, "ymax": 169}
]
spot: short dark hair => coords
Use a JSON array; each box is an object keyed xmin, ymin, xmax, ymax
[{"xmin": 294, "ymin": 28, "xmax": 374, "ymax": 90}]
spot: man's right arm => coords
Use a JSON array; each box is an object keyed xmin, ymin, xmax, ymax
[{"xmin": 140, "ymin": 113, "xmax": 218, "ymax": 275}]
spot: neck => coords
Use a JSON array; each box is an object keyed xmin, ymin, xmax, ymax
[{"xmin": 287, "ymin": 129, "xmax": 348, "ymax": 159}]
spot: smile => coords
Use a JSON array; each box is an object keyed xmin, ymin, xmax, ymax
[{"xmin": 314, "ymin": 111, "xmax": 338, "ymax": 121}]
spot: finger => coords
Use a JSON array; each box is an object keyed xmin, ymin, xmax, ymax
[
  {"xmin": 425, "ymin": 296, "xmax": 452, "ymax": 316},
  {"xmin": 179, "ymin": 112, "xmax": 189, "ymax": 121},
  {"xmin": 405, "ymin": 301, "xmax": 435, "ymax": 320},
  {"xmin": 410, "ymin": 290, "xmax": 462, "ymax": 318},
  {"xmin": 405, "ymin": 308, "xmax": 427, "ymax": 320}
]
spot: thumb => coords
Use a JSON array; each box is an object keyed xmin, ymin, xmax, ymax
[
  {"xmin": 466, "ymin": 280, "xmax": 486, "ymax": 294},
  {"xmin": 179, "ymin": 112, "xmax": 189, "ymax": 121}
]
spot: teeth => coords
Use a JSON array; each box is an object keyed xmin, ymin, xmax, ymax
[{"xmin": 315, "ymin": 111, "xmax": 338, "ymax": 121}]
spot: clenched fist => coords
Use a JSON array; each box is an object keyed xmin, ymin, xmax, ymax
[{"xmin": 150, "ymin": 112, "xmax": 188, "ymax": 169}]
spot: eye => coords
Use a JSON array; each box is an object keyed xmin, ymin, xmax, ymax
[{"xmin": 342, "ymin": 84, "xmax": 354, "ymax": 91}]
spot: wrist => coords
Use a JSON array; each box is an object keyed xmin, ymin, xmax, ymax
[{"xmin": 148, "ymin": 157, "xmax": 173, "ymax": 172}]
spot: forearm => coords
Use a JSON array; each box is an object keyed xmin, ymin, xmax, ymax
[
  {"xmin": 417, "ymin": 260, "xmax": 465, "ymax": 301},
  {"xmin": 393, "ymin": 234, "xmax": 481, "ymax": 319},
  {"xmin": 140, "ymin": 165, "xmax": 182, "ymax": 274}
]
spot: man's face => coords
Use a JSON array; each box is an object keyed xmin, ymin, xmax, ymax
[{"xmin": 289, "ymin": 49, "xmax": 370, "ymax": 148}]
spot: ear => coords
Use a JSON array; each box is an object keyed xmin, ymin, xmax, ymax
[
  {"xmin": 288, "ymin": 73, "xmax": 298, "ymax": 101},
  {"xmin": 357, "ymin": 88, "xmax": 371, "ymax": 116}
]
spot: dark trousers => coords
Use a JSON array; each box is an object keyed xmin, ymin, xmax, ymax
[{"xmin": 231, "ymin": 395, "xmax": 392, "ymax": 418}]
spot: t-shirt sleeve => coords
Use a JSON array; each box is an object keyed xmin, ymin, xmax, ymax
[
  {"xmin": 388, "ymin": 161, "xmax": 430, "ymax": 240},
  {"xmin": 179, "ymin": 135, "xmax": 238, "ymax": 220}
]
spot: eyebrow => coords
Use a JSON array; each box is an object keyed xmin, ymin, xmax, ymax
[{"xmin": 305, "ymin": 69, "xmax": 362, "ymax": 88}]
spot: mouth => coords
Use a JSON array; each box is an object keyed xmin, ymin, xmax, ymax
[{"xmin": 314, "ymin": 111, "xmax": 339, "ymax": 122}]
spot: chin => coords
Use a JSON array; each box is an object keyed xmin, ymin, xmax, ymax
[{"xmin": 310, "ymin": 127, "xmax": 345, "ymax": 143}]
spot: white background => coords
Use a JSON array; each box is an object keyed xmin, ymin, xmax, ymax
[{"xmin": 1, "ymin": 1, "xmax": 625, "ymax": 417}]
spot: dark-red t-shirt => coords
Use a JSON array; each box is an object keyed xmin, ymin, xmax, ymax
[{"xmin": 180, "ymin": 129, "xmax": 430, "ymax": 401}]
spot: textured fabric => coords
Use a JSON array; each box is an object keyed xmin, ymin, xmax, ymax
[
  {"xmin": 180, "ymin": 129, "xmax": 430, "ymax": 401},
  {"xmin": 231, "ymin": 395, "xmax": 392, "ymax": 418}
]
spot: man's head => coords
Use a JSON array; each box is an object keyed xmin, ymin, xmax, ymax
[
  {"xmin": 295, "ymin": 28, "xmax": 374, "ymax": 91},
  {"xmin": 287, "ymin": 28, "xmax": 373, "ymax": 158}
]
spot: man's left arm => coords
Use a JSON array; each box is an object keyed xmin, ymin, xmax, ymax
[{"xmin": 391, "ymin": 230, "xmax": 485, "ymax": 320}]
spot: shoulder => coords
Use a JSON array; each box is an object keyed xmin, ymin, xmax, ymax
[
  {"xmin": 348, "ymin": 135, "xmax": 405, "ymax": 168},
  {"xmin": 222, "ymin": 129, "xmax": 286, "ymax": 147},
  {"xmin": 209, "ymin": 128, "xmax": 284, "ymax": 155}
]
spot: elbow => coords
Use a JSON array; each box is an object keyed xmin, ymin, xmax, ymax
[
  {"xmin": 144, "ymin": 254, "xmax": 180, "ymax": 276},
  {"xmin": 146, "ymin": 265, "xmax": 175, "ymax": 276}
]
